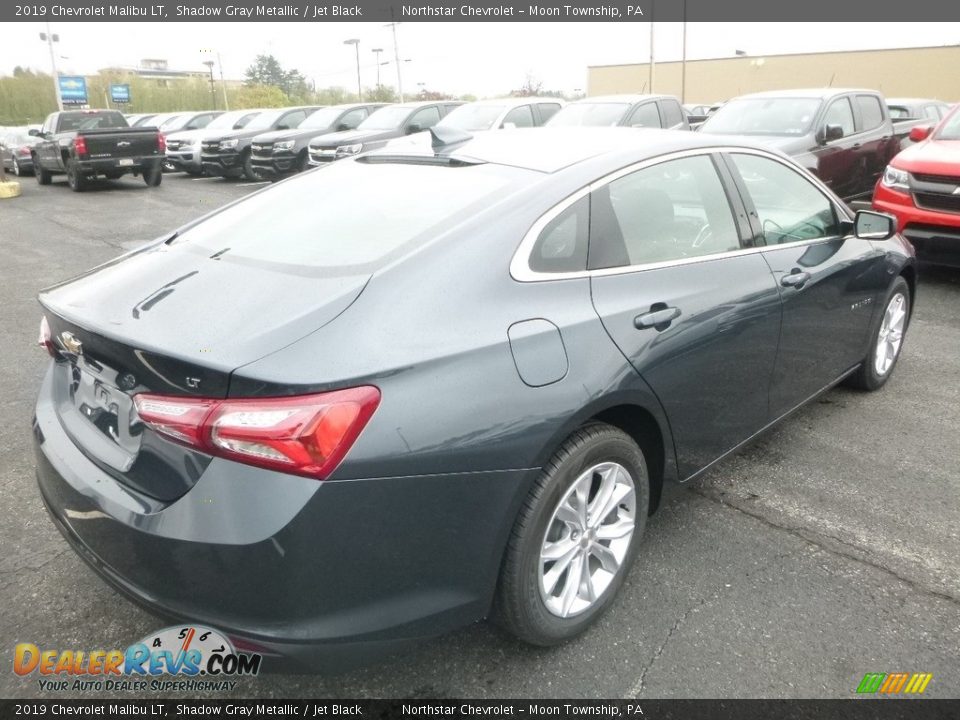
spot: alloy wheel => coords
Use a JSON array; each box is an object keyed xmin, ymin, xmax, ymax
[
  {"xmin": 875, "ymin": 292, "xmax": 906, "ymax": 376},
  {"xmin": 539, "ymin": 462, "xmax": 636, "ymax": 618}
]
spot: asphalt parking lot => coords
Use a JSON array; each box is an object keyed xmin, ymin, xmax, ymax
[{"xmin": 1, "ymin": 171, "xmax": 958, "ymax": 700}]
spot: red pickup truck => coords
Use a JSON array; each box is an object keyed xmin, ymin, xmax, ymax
[{"xmin": 873, "ymin": 105, "xmax": 960, "ymax": 267}]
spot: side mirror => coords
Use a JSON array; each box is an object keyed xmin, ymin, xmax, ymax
[
  {"xmin": 28, "ymin": 128, "xmax": 40, "ymax": 137},
  {"xmin": 909, "ymin": 125, "xmax": 932, "ymax": 142},
  {"xmin": 854, "ymin": 210, "xmax": 896, "ymax": 240},
  {"xmin": 405, "ymin": 123, "xmax": 422, "ymax": 135},
  {"xmin": 336, "ymin": 123, "xmax": 350, "ymax": 132},
  {"xmin": 276, "ymin": 124, "xmax": 289, "ymax": 131},
  {"xmin": 501, "ymin": 122, "xmax": 517, "ymax": 130},
  {"xmin": 821, "ymin": 124, "xmax": 844, "ymax": 143}
]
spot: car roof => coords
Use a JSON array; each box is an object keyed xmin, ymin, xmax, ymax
[
  {"xmin": 465, "ymin": 97, "xmax": 564, "ymax": 108},
  {"xmin": 732, "ymin": 88, "xmax": 877, "ymax": 100},
  {"xmin": 886, "ymin": 97, "xmax": 944, "ymax": 105},
  {"xmin": 365, "ymin": 126, "xmax": 765, "ymax": 174}
]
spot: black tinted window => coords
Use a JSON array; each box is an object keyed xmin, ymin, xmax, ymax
[
  {"xmin": 589, "ymin": 155, "xmax": 741, "ymax": 269},
  {"xmin": 58, "ymin": 112, "xmax": 128, "ymax": 132},
  {"xmin": 530, "ymin": 196, "xmax": 589, "ymax": 273},
  {"xmin": 730, "ymin": 153, "xmax": 839, "ymax": 245},
  {"xmin": 856, "ymin": 95, "xmax": 884, "ymax": 131},
  {"xmin": 626, "ymin": 102, "xmax": 661, "ymax": 128},
  {"xmin": 661, "ymin": 100, "xmax": 683, "ymax": 128}
]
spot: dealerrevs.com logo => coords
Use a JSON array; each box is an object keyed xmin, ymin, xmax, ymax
[{"xmin": 14, "ymin": 625, "xmax": 262, "ymax": 692}]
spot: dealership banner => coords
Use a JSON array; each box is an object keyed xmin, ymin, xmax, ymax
[
  {"xmin": 5, "ymin": 0, "xmax": 960, "ymax": 22},
  {"xmin": 3, "ymin": 700, "xmax": 960, "ymax": 718}
]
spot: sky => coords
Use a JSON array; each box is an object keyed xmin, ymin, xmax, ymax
[{"xmin": 5, "ymin": 22, "xmax": 959, "ymax": 97}]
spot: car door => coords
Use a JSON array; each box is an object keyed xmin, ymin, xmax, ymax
[
  {"xmin": 724, "ymin": 151, "xmax": 883, "ymax": 417},
  {"xmin": 37, "ymin": 115, "xmax": 57, "ymax": 168},
  {"xmin": 588, "ymin": 151, "xmax": 783, "ymax": 478},
  {"xmin": 812, "ymin": 96, "xmax": 860, "ymax": 199},
  {"xmin": 623, "ymin": 101, "xmax": 662, "ymax": 129}
]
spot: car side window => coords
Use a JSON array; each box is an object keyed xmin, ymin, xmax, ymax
[
  {"xmin": 588, "ymin": 155, "xmax": 742, "ymax": 269},
  {"xmin": 924, "ymin": 105, "xmax": 941, "ymax": 120},
  {"xmin": 537, "ymin": 103, "xmax": 562, "ymax": 124},
  {"xmin": 340, "ymin": 108, "xmax": 367, "ymax": 129},
  {"xmin": 187, "ymin": 114, "xmax": 215, "ymax": 130},
  {"xmin": 661, "ymin": 100, "xmax": 683, "ymax": 128},
  {"xmin": 502, "ymin": 105, "xmax": 534, "ymax": 128},
  {"xmin": 822, "ymin": 98, "xmax": 855, "ymax": 137},
  {"xmin": 409, "ymin": 106, "xmax": 442, "ymax": 130},
  {"xmin": 855, "ymin": 95, "xmax": 884, "ymax": 131},
  {"xmin": 529, "ymin": 195, "xmax": 589, "ymax": 273},
  {"xmin": 280, "ymin": 110, "xmax": 307, "ymax": 129},
  {"xmin": 729, "ymin": 153, "xmax": 841, "ymax": 246},
  {"xmin": 626, "ymin": 102, "xmax": 661, "ymax": 128}
]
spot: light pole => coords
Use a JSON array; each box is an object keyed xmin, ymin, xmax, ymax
[
  {"xmin": 386, "ymin": 22, "xmax": 404, "ymax": 102},
  {"xmin": 39, "ymin": 22, "xmax": 63, "ymax": 111},
  {"xmin": 372, "ymin": 48, "xmax": 383, "ymax": 87},
  {"xmin": 344, "ymin": 38, "xmax": 361, "ymax": 101},
  {"xmin": 201, "ymin": 49, "xmax": 230, "ymax": 110},
  {"xmin": 202, "ymin": 60, "xmax": 216, "ymax": 109}
]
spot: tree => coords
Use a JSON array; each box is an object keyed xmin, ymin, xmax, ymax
[
  {"xmin": 245, "ymin": 54, "xmax": 309, "ymax": 100},
  {"xmin": 415, "ymin": 88, "xmax": 452, "ymax": 101},
  {"xmin": 511, "ymin": 73, "xmax": 543, "ymax": 97},
  {"xmin": 236, "ymin": 83, "xmax": 288, "ymax": 109},
  {"xmin": 364, "ymin": 85, "xmax": 398, "ymax": 103}
]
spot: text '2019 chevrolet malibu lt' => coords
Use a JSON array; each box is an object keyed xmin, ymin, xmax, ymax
[{"xmin": 34, "ymin": 128, "xmax": 915, "ymax": 669}]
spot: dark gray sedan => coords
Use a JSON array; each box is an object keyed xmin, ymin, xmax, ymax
[
  {"xmin": 33, "ymin": 128, "xmax": 914, "ymax": 669},
  {"xmin": 1, "ymin": 129, "xmax": 38, "ymax": 176}
]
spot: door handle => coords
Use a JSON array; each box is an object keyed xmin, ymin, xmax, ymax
[
  {"xmin": 634, "ymin": 305, "xmax": 681, "ymax": 331},
  {"xmin": 780, "ymin": 270, "xmax": 811, "ymax": 289},
  {"xmin": 852, "ymin": 143, "xmax": 862, "ymax": 150}
]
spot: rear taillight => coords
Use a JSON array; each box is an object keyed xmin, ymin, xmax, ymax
[
  {"xmin": 73, "ymin": 136, "xmax": 87, "ymax": 157},
  {"xmin": 38, "ymin": 316, "xmax": 55, "ymax": 357},
  {"xmin": 157, "ymin": 133, "xmax": 166, "ymax": 153},
  {"xmin": 133, "ymin": 387, "xmax": 380, "ymax": 480}
]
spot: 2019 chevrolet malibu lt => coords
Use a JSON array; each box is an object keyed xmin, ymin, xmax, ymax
[
  {"xmin": 34, "ymin": 128, "xmax": 914, "ymax": 669},
  {"xmin": 546, "ymin": 94, "xmax": 688, "ymax": 130}
]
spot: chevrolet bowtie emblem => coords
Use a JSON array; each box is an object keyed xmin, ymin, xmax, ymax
[
  {"xmin": 116, "ymin": 141, "xmax": 131, "ymax": 148},
  {"xmin": 59, "ymin": 331, "xmax": 83, "ymax": 355}
]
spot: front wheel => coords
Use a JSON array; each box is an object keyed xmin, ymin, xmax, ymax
[
  {"xmin": 241, "ymin": 152, "xmax": 260, "ymax": 181},
  {"xmin": 495, "ymin": 423, "xmax": 649, "ymax": 646},
  {"xmin": 12, "ymin": 156, "xmax": 22, "ymax": 176},
  {"xmin": 847, "ymin": 276, "xmax": 910, "ymax": 391},
  {"xmin": 35, "ymin": 160, "xmax": 52, "ymax": 185}
]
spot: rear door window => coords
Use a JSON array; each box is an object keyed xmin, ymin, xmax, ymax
[
  {"xmin": 588, "ymin": 154, "xmax": 741, "ymax": 269},
  {"xmin": 529, "ymin": 196, "xmax": 589, "ymax": 273},
  {"xmin": 855, "ymin": 95, "xmax": 884, "ymax": 131},
  {"xmin": 660, "ymin": 99, "xmax": 684, "ymax": 128}
]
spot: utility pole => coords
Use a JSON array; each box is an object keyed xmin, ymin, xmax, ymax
[
  {"xmin": 680, "ymin": 5, "xmax": 687, "ymax": 103},
  {"xmin": 386, "ymin": 22, "xmax": 404, "ymax": 102},
  {"xmin": 647, "ymin": 0, "xmax": 655, "ymax": 94},
  {"xmin": 217, "ymin": 51, "xmax": 229, "ymax": 110},
  {"xmin": 203, "ymin": 60, "xmax": 216, "ymax": 109},
  {"xmin": 344, "ymin": 38, "xmax": 361, "ymax": 100},
  {"xmin": 372, "ymin": 48, "xmax": 383, "ymax": 87},
  {"xmin": 41, "ymin": 22, "xmax": 63, "ymax": 111}
]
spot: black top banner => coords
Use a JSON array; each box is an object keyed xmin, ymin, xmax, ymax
[{"xmin": 6, "ymin": 0, "xmax": 960, "ymax": 22}]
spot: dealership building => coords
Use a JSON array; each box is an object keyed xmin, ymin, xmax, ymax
[{"xmin": 587, "ymin": 45, "xmax": 960, "ymax": 105}]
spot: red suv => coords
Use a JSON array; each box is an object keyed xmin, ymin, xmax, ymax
[{"xmin": 873, "ymin": 105, "xmax": 960, "ymax": 266}]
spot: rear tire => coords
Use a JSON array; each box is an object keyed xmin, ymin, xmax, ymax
[
  {"xmin": 846, "ymin": 276, "xmax": 910, "ymax": 391},
  {"xmin": 35, "ymin": 160, "xmax": 52, "ymax": 185},
  {"xmin": 143, "ymin": 165, "xmax": 162, "ymax": 187},
  {"xmin": 495, "ymin": 423, "xmax": 649, "ymax": 646},
  {"xmin": 12, "ymin": 157, "xmax": 22, "ymax": 176},
  {"xmin": 66, "ymin": 160, "xmax": 86, "ymax": 192}
]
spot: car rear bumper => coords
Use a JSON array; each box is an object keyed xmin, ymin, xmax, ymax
[
  {"xmin": 33, "ymin": 365, "xmax": 528, "ymax": 670},
  {"xmin": 874, "ymin": 183, "xmax": 960, "ymax": 267},
  {"xmin": 74, "ymin": 157, "xmax": 162, "ymax": 176}
]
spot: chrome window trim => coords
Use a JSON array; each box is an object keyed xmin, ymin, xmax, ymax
[{"xmin": 510, "ymin": 145, "xmax": 852, "ymax": 283}]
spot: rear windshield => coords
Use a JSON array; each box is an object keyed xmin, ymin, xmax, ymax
[
  {"xmin": 169, "ymin": 160, "xmax": 530, "ymax": 275},
  {"xmin": 701, "ymin": 98, "xmax": 822, "ymax": 136},
  {"xmin": 59, "ymin": 112, "xmax": 129, "ymax": 131},
  {"xmin": 546, "ymin": 103, "xmax": 630, "ymax": 127}
]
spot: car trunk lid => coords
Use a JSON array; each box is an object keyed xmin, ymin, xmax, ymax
[{"xmin": 79, "ymin": 128, "xmax": 161, "ymax": 160}]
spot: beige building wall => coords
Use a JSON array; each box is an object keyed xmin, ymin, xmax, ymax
[{"xmin": 587, "ymin": 46, "xmax": 960, "ymax": 104}]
